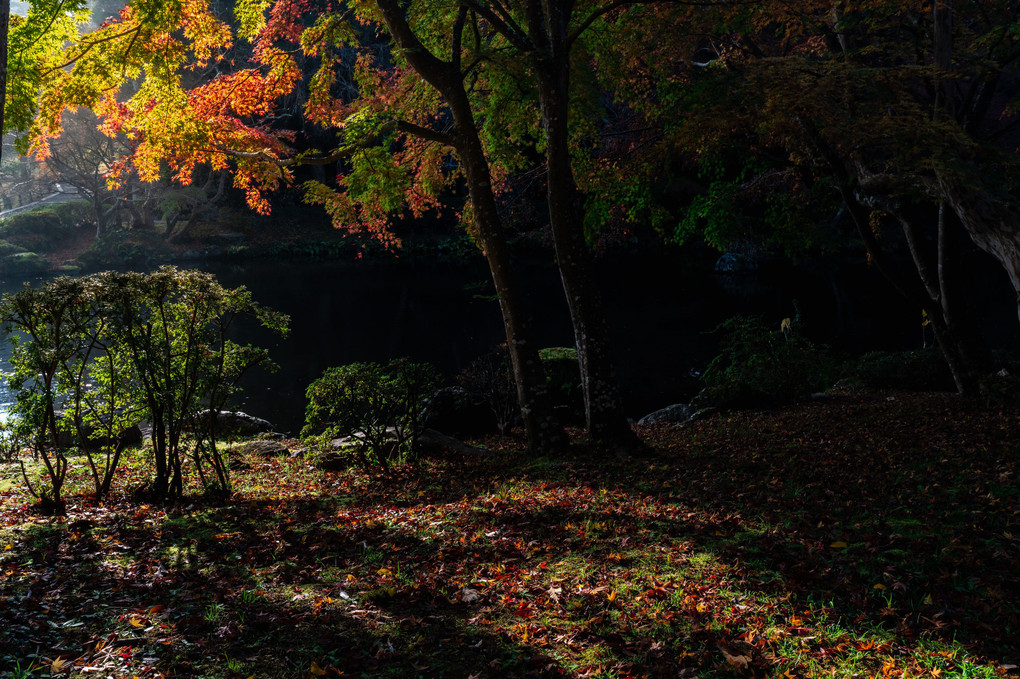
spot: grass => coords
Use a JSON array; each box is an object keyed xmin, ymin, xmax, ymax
[{"xmin": 0, "ymin": 389, "xmax": 1017, "ymax": 678}]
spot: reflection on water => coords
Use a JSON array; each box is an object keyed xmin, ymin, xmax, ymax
[{"xmin": 0, "ymin": 254, "xmax": 922, "ymax": 434}]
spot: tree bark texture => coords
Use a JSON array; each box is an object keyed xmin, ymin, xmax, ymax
[
  {"xmin": 375, "ymin": 0, "xmax": 567, "ymax": 455},
  {"xmin": 937, "ymin": 174, "xmax": 1020, "ymax": 327},
  {"xmin": 525, "ymin": 1, "xmax": 640, "ymax": 451}
]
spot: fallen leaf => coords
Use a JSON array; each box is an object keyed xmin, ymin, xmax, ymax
[
  {"xmin": 717, "ymin": 642, "xmax": 750, "ymax": 671},
  {"xmin": 830, "ymin": 541, "xmax": 848, "ymax": 549},
  {"xmin": 310, "ymin": 661, "xmax": 327, "ymax": 676}
]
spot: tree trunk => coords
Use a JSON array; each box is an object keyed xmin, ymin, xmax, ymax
[
  {"xmin": 0, "ymin": 0, "xmax": 9, "ymax": 164},
  {"xmin": 843, "ymin": 185, "xmax": 982, "ymax": 394},
  {"xmin": 937, "ymin": 174, "xmax": 1020, "ymax": 326},
  {"xmin": 805, "ymin": 119, "xmax": 986, "ymax": 394},
  {"xmin": 450, "ymin": 96, "xmax": 567, "ymax": 456},
  {"xmin": 527, "ymin": 2, "xmax": 641, "ymax": 453},
  {"xmin": 375, "ymin": 0, "xmax": 567, "ymax": 455}
]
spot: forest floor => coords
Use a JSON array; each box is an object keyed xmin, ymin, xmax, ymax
[{"xmin": 0, "ymin": 389, "xmax": 1018, "ymax": 679}]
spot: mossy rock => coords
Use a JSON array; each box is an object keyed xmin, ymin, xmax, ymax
[
  {"xmin": 2, "ymin": 251, "xmax": 50, "ymax": 276},
  {"xmin": 0, "ymin": 240, "xmax": 26, "ymax": 257}
]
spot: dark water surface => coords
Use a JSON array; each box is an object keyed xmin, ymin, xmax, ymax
[{"xmin": 0, "ymin": 253, "xmax": 936, "ymax": 434}]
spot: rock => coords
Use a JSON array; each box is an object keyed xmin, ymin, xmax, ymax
[
  {"xmin": 227, "ymin": 439, "xmax": 289, "ymax": 457},
  {"xmin": 637, "ymin": 403, "xmax": 694, "ymax": 425},
  {"xmin": 418, "ymin": 428, "xmax": 493, "ymax": 457},
  {"xmin": 116, "ymin": 424, "xmax": 144, "ymax": 447},
  {"xmin": 53, "ymin": 411, "xmax": 142, "ymax": 449},
  {"xmin": 328, "ymin": 434, "xmax": 399, "ymax": 460},
  {"xmin": 3, "ymin": 251, "xmax": 49, "ymax": 276},
  {"xmin": 228, "ymin": 457, "xmax": 251, "ymax": 471},
  {"xmin": 195, "ymin": 409, "xmax": 274, "ymax": 435},
  {"xmin": 314, "ymin": 450, "xmax": 350, "ymax": 472}
]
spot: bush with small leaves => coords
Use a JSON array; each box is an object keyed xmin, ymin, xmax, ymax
[
  {"xmin": 457, "ymin": 345, "xmax": 518, "ymax": 435},
  {"xmin": 846, "ymin": 349, "xmax": 954, "ymax": 392},
  {"xmin": 0, "ymin": 267, "xmax": 289, "ymax": 507},
  {"xmin": 303, "ymin": 359, "xmax": 439, "ymax": 470},
  {"xmin": 697, "ymin": 315, "xmax": 837, "ymax": 409}
]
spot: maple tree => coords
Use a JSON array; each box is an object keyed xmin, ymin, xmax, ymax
[
  {"xmin": 1, "ymin": 0, "xmax": 89, "ymax": 161},
  {"xmin": 452, "ymin": 0, "xmax": 644, "ymax": 451},
  {"xmin": 25, "ymin": 0, "xmax": 663, "ymax": 453},
  {"xmin": 29, "ymin": 0, "xmax": 578, "ymax": 453},
  {"xmin": 596, "ymin": 0, "xmax": 1020, "ymax": 394}
]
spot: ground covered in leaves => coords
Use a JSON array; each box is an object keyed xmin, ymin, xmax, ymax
[{"xmin": 1, "ymin": 389, "xmax": 1018, "ymax": 678}]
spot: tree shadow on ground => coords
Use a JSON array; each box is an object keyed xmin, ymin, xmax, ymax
[{"xmin": 1, "ymin": 391, "xmax": 1016, "ymax": 677}]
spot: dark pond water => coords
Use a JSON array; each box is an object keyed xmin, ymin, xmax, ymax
[{"xmin": 0, "ymin": 250, "xmax": 984, "ymax": 434}]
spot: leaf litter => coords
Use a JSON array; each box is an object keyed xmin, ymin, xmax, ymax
[{"xmin": 0, "ymin": 389, "xmax": 1017, "ymax": 678}]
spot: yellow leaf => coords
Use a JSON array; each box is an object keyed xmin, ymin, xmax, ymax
[
  {"xmin": 830, "ymin": 541, "xmax": 848, "ymax": 549},
  {"xmin": 873, "ymin": 583, "xmax": 887, "ymax": 590},
  {"xmin": 310, "ymin": 661, "xmax": 327, "ymax": 676},
  {"xmin": 51, "ymin": 657, "xmax": 68, "ymax": 673},
  {"xmin": 606, "ymin": 590, "xmax": 617, "ymax": 602},
  {"xmin": 696, "ymin": 602, "xmax": 709, "ymax": 613},
  {"xmin": 923, "ymin": 594, "xmax": 934, "ymax": 605},
  {"xmin": 377, "ymin": 567, "xmax": 392, "ymax": 576},
  {"xmin": 129, "ymin": 616, "xmax": 146, "ymax": 627}
]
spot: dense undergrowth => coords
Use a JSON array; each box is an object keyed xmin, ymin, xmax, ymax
[{"xmin": 0, "ymin": 389, "xmax": 1017, "ymax": 678}]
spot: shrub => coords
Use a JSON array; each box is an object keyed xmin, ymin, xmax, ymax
[
  {"xmin": 303, "ymin": 359, "xmax": 439, "ymax": 470},
  {"xmin": 698, "ymin": 315, "xmax": 837, "ymax": 409},
  {"xmin": 538, "ymin": 347, "xmax": 583, "ymax": 424},
  {"xmin": 459, "ymin": 345, "xmax": 586, "ymax": 431},
  {"xmin": 845, "ymin": 349, "xmax": 954, "ymax": 392},
  {"xmin": 0, "ymin": 267, "xmax": 289, "ymax": 506},
  {"xmin": 0, "ymin": 201, "xmax": 92, "ymax": 253},
  {"xmin": 457, "ymin": 345, "xmax": 518, "ymax": 435}
]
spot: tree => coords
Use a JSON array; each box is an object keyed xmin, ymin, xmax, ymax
[
  {"xmin": 1, "ymin": 0, "xmax": 9, "ymax": 164},
  {"xmin": 599, "ymin": 1, "xmax": 1020, "ymax": 394},
  {"xmin": 29, "ymin": 0, "xmax": 571, "ymax": 454},
  {"xmin": 99, "ymin": 267, "xmax": 288, "ymax": 500},
  {"xmin": 2, "ymin": 0, "xmax": 89, "ymax": 160},
  {"xmin": 446, "ymin": 1, "xmax": 641, "ymax": 451}
]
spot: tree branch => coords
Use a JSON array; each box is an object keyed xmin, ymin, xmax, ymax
[
  {"xmin": 375, "ymin": 0, "xmax": 452, "ymax": 84},
  {"xmin": 461, "ymin": 0, "xmax": 535, "ymax": 52},
  {"xmin": 452, "ymin": 5, "xmax": 468, "ymax": 71}
]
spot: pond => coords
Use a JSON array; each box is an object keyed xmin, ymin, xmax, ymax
[{"xmin": 0, "ymin": 252, "xmax": 926, "ymax": 434}]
